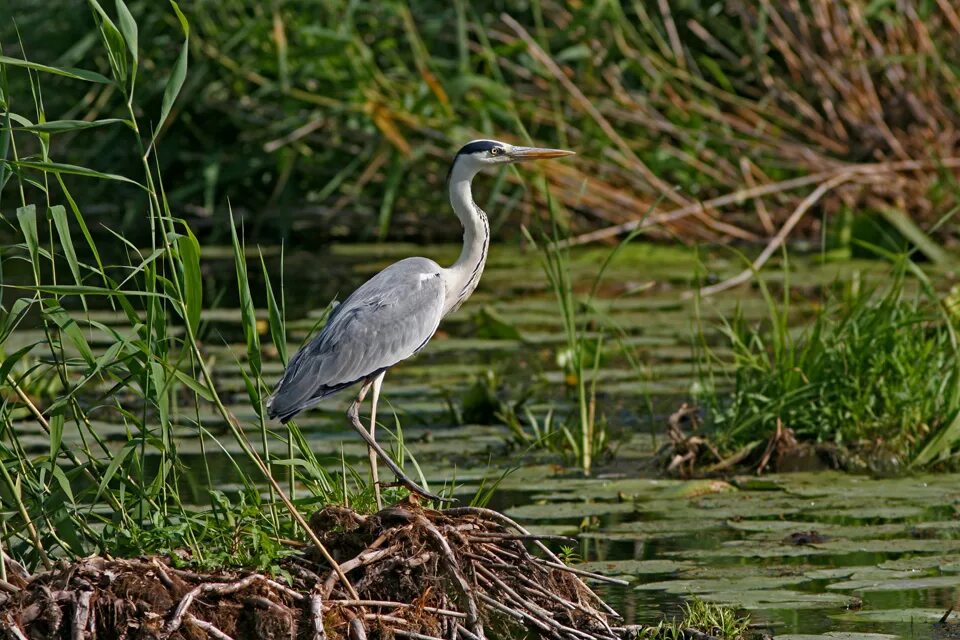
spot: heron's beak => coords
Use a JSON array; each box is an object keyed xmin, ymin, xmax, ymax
[{"xmin": 508, "ymin": 146, "xmax": 576, "ymax": 161}]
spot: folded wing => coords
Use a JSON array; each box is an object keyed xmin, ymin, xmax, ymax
[{"xmin": 267, "ymin": 257, "xmax": 446, "ymax": 422}]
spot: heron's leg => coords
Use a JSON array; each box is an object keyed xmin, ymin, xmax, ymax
[
  {"xmin": 346, "ymin": 389, "xmax": 451, "ymax": 504},
  {"xmin": 368, "ymin": 371, "xmax": 385, "ymax": 510}
]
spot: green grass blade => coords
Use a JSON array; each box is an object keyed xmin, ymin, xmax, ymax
[
  {"xmin": 0, "ymin": 93, "xmax": 10, "ymax": 195},
  {"xmin": 0, "ymin": 56, "xmax": 112, "ymax": 84},
  {"xmin": 229, "ymin": 206, "xmax": 261, "ymax": 376},
  {"xmin": 115, "ymin": 0, "xmax": 139, "ymax": 63},
  {"xmin": 50, "ymin": 205, "xmax": 85, "ymax": 304},
  {"xmin": 45, "ymin": 305, "xmax": 96, "ymax": 366},
  {"xmin": 88, "ymin": 0, "xmax": 129, "ymax": 83},
  {"xmin": 260, "ymin": 250, "xmax": 287, "ymax": 365},
  {"xmin": 94, "ymin": 442, "xmax": 136, "ymax": 501},
  {"xmin": 4, "ymin": 160, "xmax": 144, "ymax": 187},
  {"xmin": 0, "ymin": 343, "xmax": 39, "ymax": 384},
  {"xmin": 18, "ymin": 118, "xmax": 132, "ymax": 133},
  {"xmin": 156, "ymin": 1, "xmax": 189, "ymax": 137},
  {"xmin": 56, "ymin": 176, "xmax": 109, "ymax": 290},
  {"xmin": 913, "ymin": 410, "xmax": 960, "ymax": 466},
  {"xmin": 176, "ymin": 226, "xmax": 203, "ymax": 335},
  {"xmin": 49, "ymin": 414, "xmax": 65, "ymax": 462},
  {"xmin": 16, "ymin": 205, "xmax": 39, "ymax": 275}
]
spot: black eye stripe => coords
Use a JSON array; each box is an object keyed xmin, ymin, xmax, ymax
[{"xmin": 456, "ymin": 140, "xmax": 500, "ymax": 156}]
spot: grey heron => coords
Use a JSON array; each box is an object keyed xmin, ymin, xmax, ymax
[{"xmin": 267, "ymin": 139, "xmax": 575, "ymax": 507}]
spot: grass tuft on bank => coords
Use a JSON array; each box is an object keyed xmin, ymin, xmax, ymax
[{"xmin": 695, "ymin": 257, "xmax": 960, "ymax": 469}]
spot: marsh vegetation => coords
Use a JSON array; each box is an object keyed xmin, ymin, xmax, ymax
[{"xmin": 2, "ymin": 1, "xmax": 960, "ymax": 639}]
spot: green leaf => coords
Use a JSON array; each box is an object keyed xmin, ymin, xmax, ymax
[
  {"xmin": 157, "ymin": 1, "xmax": 189, "ymax": 135},
  {"xmin": 45, "ymin": 305, "xmax": 96, "ymax": 366},
  {"xmin": 94, "ymin": 339, "xmax": 124, "ymax": 372},
  {"xmin": 0, "ymin": 342, "xmax": 39, "ymax": 385},
  {"xmin": 878, "ymin": 208, "xmax": 953, "ymax": 266},
  {"xmin": 50, "ymin": 414, "xmax": 65, "ymax": 461},
  {"xmin": 3, "ymin": 159, "xmax": 143, "ymax": 187},
  {"xmin": 16, "ymin": 205, "xmax": 39, "ymax": 275},
  {"xmin": 94, "ymin": 441, "xmax": 136, "ymax": 500},
  {"xmin": 115, "ymin": 0, "xmax": 139, "ymax": 63},
  {"xmin": 260, "ymin": 249, "xmax": 287, "ymax": 365},
  {"xmin": 229, "ymin": 206, "xmax": 261, "ymax": 376},
  {"xmin": 176, "ymin": 226, "xmax": 202, "ymax": 334},
  {"xmin": 240, "ymin": 368, "xmax": 261, "ymax": 416},
  {"xmin": 913, "ymin": 409, "xmax": 960, "ymax": 466},
  {"xmin": 18, "ymin": 118, "xmax": 131, "ymax": 133},
  {"xmin": 0, "ymin": 298, "xmax": 33, "ymax": 343},
  {"xmin": 15, "ymin": 284, "xmax": 168, "ymax": 301},
  {"xmin": 50, "ymin": 465, "xmax": 75, "ymax": 505},
  {"xmin": 0, "ymin": 56, "xmax": 113, "ymax": 84},
  {"xmin": 172, "ymin": 369, "xmax": 214, "ymax": 402},
  {"xmin": 50, "ymin": 205, "xmax": 85, "ymax": 309},
  {"xmin": 0, "ymin": 99, "xmax": 10, "ymax": 192},
  {"xmin": 150, "ymin": 361, "xmax": 171, "ymax": 438},
  {"xmin": 56, "ymin": 176, "xmax": 110, "ymax": 290},
  {"xmin": 87, "ymin": 0, "xmax": 129, "ymax": 83}
]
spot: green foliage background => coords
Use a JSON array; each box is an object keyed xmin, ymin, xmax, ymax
[{"xmin": 4, "ymin": 0, "xmax": 958, "ymax": 248}]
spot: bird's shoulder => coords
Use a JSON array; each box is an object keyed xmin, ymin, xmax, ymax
[
  {"xmin": 342, "ymin": 257, "xmax": 444, "ymax": 303},
  {"xmin": 323, "ymin": 256, "xmax": 444, "ymax": 329}
]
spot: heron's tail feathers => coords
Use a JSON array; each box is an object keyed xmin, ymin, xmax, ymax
[{"xmin": 266, "ymin": 378, "xmax": 360, "ymax": 423}]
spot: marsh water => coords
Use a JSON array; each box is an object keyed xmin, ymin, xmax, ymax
[{"xmin": 9, "ymin": 242, "xmax": 959, "ymax": 639}]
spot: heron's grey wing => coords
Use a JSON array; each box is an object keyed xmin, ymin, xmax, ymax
[{"xmin": 267, "ymin": 257, "xmax": 445, "ymax": 421}]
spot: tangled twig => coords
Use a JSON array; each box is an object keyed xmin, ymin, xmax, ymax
[{"xmin": 1, "ymin": 502, "xmax": 637, "ymax": 640}]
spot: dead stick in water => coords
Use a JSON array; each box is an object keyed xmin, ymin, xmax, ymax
[{"xmin": 444, "ymin": 507, "xmax": 623, "ymax": 617}]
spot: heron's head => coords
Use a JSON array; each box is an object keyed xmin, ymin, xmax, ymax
[{"xmin": 448, "ymin": 139, "xmax": 574, "ymax": 181}]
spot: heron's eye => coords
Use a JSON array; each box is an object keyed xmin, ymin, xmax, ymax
[{"xmin": 490, "ymin": 147, "xmax": 502, "ymax": 156}]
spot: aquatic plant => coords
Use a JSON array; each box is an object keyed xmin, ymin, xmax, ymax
[
  {"xmin": 0, "ymin": 0, "xmax": 383, "ymax": 576},
  {"xmin": 697, "ymin": 256, "xmax": 960, "ymax": 467},
  {"xmin": 637, "ymin": 597, "xmax": 750, "ymax": 640}
]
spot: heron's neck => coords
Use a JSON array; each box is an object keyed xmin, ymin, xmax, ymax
[{"xmin": 443, "ymin": 163, "xmax": 490, "ymax": 315}]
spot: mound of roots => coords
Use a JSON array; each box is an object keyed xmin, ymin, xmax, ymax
[{"xmin": 0, "ymin": 501, "xmax": 644, "ymax": 640}]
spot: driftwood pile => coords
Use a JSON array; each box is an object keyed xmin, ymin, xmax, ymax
[{"xmin": 0, "ymin": 501, "xmax": 643, "ymax": 640}]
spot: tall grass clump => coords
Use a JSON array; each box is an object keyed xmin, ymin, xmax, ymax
[
  {"xmin": 7, "ymin": 1, "xmax": 960, "ymax": 251},
  {"xmin": 513, "ymin": 208, "xmax": 649, "ymax": 474},
  {"xmin": 0, "ymin": 1, "xmax": 385, "ymax": 575},
  {"xmin": 698, "ymin": 258, "xmax": 960, "ymax": 465}
]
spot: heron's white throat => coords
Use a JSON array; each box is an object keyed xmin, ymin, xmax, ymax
[{"xmin": 441, "ymin": 157, "xmax": 490, "ymax": 316}]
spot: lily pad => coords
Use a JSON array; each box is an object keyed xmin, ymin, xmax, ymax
[
  {"xmin": 636, "ymin": 575, "xmax": 808, "ymax": 594},
  {"xmin": 827, "ymin": 574, "xmax": 960, "ymax": 592},
  {"xmin": 879, "ymin": 555, "xmax": 960, "ymax": 571},
  {"xmin": 816, "ymin": 506, "xmax": 928, "ymax": 520},
  {"xmin": 667, "ymin": 541, "xmax": 832, "ymax": 559},
  {"xmin": 602, "ymin": 518, "xmax": 726, "ymax": 535},
  {"xmin": 662, "ymin": 479, "xmax": 737, "ymax": 498},
  {"xmin": 775, "ymin": 634, "xmax": 897, "ymax": 640},
  {"xmin": 699, "ymin": 589, "xmax": 855, "ymax": 610},
  {"xmin": 814, "ymin": 538, "xmax": 960, "ymax": 554},
  {"xmin": 505, "ymin": 501, "xmax": 635, "ymax": 521},
  {"xmin": 577, "ymin": 559, "xmax": 691, "ymax": 578},
  {"xmin": 831, "ymin": 608, "xmax": 947, "ymax": 623}
]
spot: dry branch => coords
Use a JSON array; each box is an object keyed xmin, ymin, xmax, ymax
[{"xmin": 1, "ymin": 501, "xmax": 637, "ymax": 640}]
